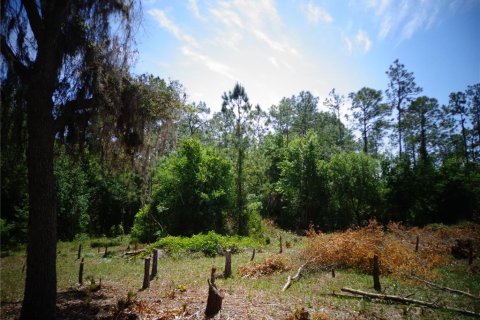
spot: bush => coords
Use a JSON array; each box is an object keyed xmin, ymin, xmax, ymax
[{"xmin": 147, "ymin": 231, "xmax": 260, "ymax": 257}]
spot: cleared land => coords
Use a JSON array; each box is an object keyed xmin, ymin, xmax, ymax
[{"xmin": 1, "ymin": 222, "xmax": 479, "ymax": 319}]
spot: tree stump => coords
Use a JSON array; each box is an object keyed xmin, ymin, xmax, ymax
[
  {"xmin": 224, "ymin": 249, "xmax": 232, "ymax": 278},
  {"xmin": 77, "ymin": 244, "xmax": 82, "ymax": 260},
  {"xmin": 103, "ymin": 245, "xmax": 108, "ymax": 258},
  {"xmin": 205, "ymin": 279, "xmax": 223, "ymax": 318},
  {"xmin": 415, "ymin": 235, "xmax": 419, "ymax": 252},
  {"xmin": 331, "ymin": 268, "xmax": 335, "ymax": 278},
  {"xmin": 78, "ymin": 258, "xmax": 84, "ymax": 285},
  {"xmin": 151, "ymin": 249, "xmax": 158, "ymax": 280},
  {"xmin": 373, "ymin": 254, "xmax": 381, "ymax": 292},
  {"xmin": 142, "ymin": 257, "xmax": 151, "ymax": 289},
  {"xmin": 468, "ymin": 241, "xmax": 473, "ymax": 265},
  {"xmin": 250, "ymin": 248, "xmax": 256, "ymax": 261},
  {"xmin": 210, "ymin": 266, "xmax": 216, "ymax": 285},
  {"xmin": 279, "ymin": 235, "xmax": 283, "ymax": 254}
]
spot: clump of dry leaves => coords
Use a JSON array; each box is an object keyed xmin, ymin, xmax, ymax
[
  {"xmin": 239, "ymin": 254, "xmax": 292, "ymax": 278},
  {"xmin": 303, "ymin": 220, "xmax": 479, "ymax": 279}
]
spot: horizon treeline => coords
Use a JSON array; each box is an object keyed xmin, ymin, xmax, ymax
[{"xmin": 2, "ymin": 60, "xmax": 479, "ymax": 244}]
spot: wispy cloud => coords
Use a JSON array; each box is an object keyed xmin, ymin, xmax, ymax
[
  {"xmin": 188, "ymin": 0, "xmax": 206, "ymax": 21},
  {"xmin": 148, "ymin": 9, "xmax": 199, "ymax": 47},
  {"xmin": 355, "ymin": 30, "xmax": 372, "ymax": 52},
  {"xmin": 304, "ymin": 1, "xmax": 333, "ymax": 24},
  {"xmin": 181, "ymin": 47, "xmax": 235, "ymax": 81}
]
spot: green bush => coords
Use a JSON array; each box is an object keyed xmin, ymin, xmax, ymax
[
  {"xmin": 147, "ymin": 231, "xmax": 260, "ymax": 257},
  {"xmin": 90, "ymin": 237, "xmax": 123, "ymax": 248}
]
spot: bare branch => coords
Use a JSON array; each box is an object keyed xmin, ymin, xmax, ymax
[
  {"xmin": 0, "ymin": 35, "xmax": 28, "ymax": 79},
  {"xmin": 21, "ymin": 0, "xmax": 44, "ymax": 41}
]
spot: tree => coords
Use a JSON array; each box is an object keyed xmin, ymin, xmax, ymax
[
  {"xmin": 466, "ymin": 84, "xmax": 480, "ymax": 162},
  {"xmin": 385, "ymin": 60, "xmax": 422, "ymax": 156},
  {"xmin": 406, "ymin": 96, "xmax": 440, "ymax": 164},
  {"xmin": 270, "ymin": 97, "xmax": 295, "ymax": 140},
  {"xmin": 132, "ymin": 138, "xmax": 234, "ymax": 240},
  {"xmin": 447, "ymin": 92, "xmax": 469, "ymax": 164},
  {"xmin": 348, "ymin": 87, "xmax": 385, "ymax": 154},
  {"xmin": 324, "ymin": 88, "xmax": 345, "ymax": 145},
  {"xmin": 1, "ymin": 1, "xmax": 137, "ymax": 318},
  {"xmin": 222, "ymin": 83, "xmax": 252, "ymax": 234},
  {"xmin": 178, "ymin": 101, "xmax": 210, "ymax": 139},
  {"xmin": 293, "ymin": 91, "xmax": 318, "ymax": 136}
]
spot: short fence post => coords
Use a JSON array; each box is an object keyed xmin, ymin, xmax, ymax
[
  {"xmin": 151, "ymin": 249, "xmax": 158, "ymax": 280},
  {"xmin": 78, "ymin": 257, "xmax": 84, "ymax": 285},
  {"xmin": 143, "ymin": 257, "xmax": 151, "ymax": 289},
  {"xmin": 373, "ymin": 254, "xmax": 381, "ymax": 292},
  {"xmin": 224, "ymin": 249, "xmax": 232, "ymax": 278}
]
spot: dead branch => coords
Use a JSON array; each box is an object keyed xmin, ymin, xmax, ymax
[
  {"xmin": 282, "ymin": 259, "xmax": 314, "ymax": 292},
  {"xmin": 405, "ymin": 273, "xmax": 479, "ymax": 300},
  {"xmin": 341, "ymin": 287, "xmax": 480, "ymax": 318},
  {"xmin": 123, "ymin": 249, "xmax": 145, "ymax": 257}
]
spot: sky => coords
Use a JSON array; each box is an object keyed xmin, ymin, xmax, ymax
[{"xmin": 134, "ymin": 0, "xmax": 480, "ymax": 114}]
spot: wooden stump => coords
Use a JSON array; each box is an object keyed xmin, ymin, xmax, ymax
[
  {"xmin": 331, "ymin": 268, "xmax": 335, "ymax": 278},
  {"xmin": 151, "ymin": 249, "xmax": 158, "ymax": 280},
  {"xmin": 78, "ymin": 258, "xmax": 84, "ymax": 285},
  {"xmin": 205, "ymin": 279, "xmax": 223, "ymax": 318},
  {"xmin": 210, "ymin": 266, "xmax": 216, "ymax": 285},
  {"xmin": 224, "ymin": 249, "xmax": 232, "ymax": 278},
  {"xmin": 142, "ymin": 257, "xmax": 151, "ymax": 289},
  {"xmin": 77, "ymin": 244, "xmax": 82, "ymax": 260},
  {"xmin": 373, "ymin": 254, "xmax": 381, "ymax": 292},
  {"xmin": 279, "ymin": 235, "xmax": 283, "ymax": 254},
  {"xmin": 103, "ymin": 245, "xmax": 108, "ymax": 258},
  {"xmin": 415, "ymin": 235, "xmax": 419, "ymax": 252},
  {"xmin": 250, "ymin": 248, "xmax": 256, "ymax": 261}
]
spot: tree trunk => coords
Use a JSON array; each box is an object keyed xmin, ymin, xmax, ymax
[
  {"xmin": 20, "ymin": 85, "xmax": 57, "ymax": 320},
  {"xmin": 151, "ymin": 249, "xmax": 158, "ymax": 280},
  {"xmin": 142, "ymin": 257, "xmax": 151, "ymax": 289},
  {"xmin": 373, "ymin": 254, "xmax": 381, "ymax": 292}
]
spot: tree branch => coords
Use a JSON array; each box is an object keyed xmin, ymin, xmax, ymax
[
  {"xmin": 0, "ymin": 35, "xmax": 28, "ymax": 80},
  {"xmin": 341, "ymin": 287, "xmax": 480, "ymax": 318},
  {"xmin": 21, "ymin": 0, "xmax": 45, "ymax": 41}
]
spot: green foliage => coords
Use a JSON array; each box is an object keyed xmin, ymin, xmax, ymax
[
  {"xmin": 148, "ymin": 231, "xmax": 260, "ymax": 257},
  {"xmin": 328, "ymin": 152, "xmax": 383, "ymax": 228},
  {"xmin": 90, "ymin": 237, "xmax": 123, "ymax": 248},
  {"xmin": 132, "ymin": 138, "xmax": 234, "ymax": 241},
  {"xmin": 54, "ymin": 148, "xmax": 91, "ymax": 240}
]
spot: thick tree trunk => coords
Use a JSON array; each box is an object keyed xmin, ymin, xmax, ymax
[{"xmin": 20, "ymin": 86, "xmax": 57, "ymax": 320}]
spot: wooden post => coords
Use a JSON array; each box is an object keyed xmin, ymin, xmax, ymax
[
  {"xmin": 103, "ymin": 245, "xmax": 108, "ymax": 257},
  {"xmin": 415, "ymin": 235, "xmax": 419, "ymax": 252},
  {"xmin": 205, "ymin": 279, "xmax": 223, "ymax": 318},
  {"xmin": 210, "ymin": 266, "xmax": 216, "ymax": 285},
  {"xmin": 279, "ymin": 235, "xmax": 283, "ymax": 254},
  {"xmin": 78, "ymin": 257, "xmax": 84, "ymax": 285},
  {"xmin": 250, "ymin": 248, "xmax": 256, "ymax": 261},
  {"xmin": 331, "ymin": 268, "xmax": 335, "ymax": 278},
  {"xmin": 224, "ymin": 249, "xmax": 232, "ymax": 278},
  {"xmin": 77, "ymin": 244, "xmax": 82, "ymax": 260},
  {"xmin": 97, "ymin": 246, "xmax": 100, "ymax": 253},
  {"xmin": 373, "ymin": 254, "xmax": 381, "ymax": 292},
  {"xmin": 468, "ymin": 241, "xmax": 473, "ymax": 265},
  {"xmin": 151, "ymin": 249, "xmax": 158, "ymax": 280},
  {"xmin": 142, "ymin": 257, "xmax": 151, "ymax": 289}
]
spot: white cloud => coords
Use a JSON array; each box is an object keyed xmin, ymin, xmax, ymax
[
  {"xmin": 188, "ymin": 0, "xmax": 206, "ymax": 21},
  {"xmin": 148, "ymin": 9, "xmax": 199, "ymax": 47},
  {"xmin": 304, "ymin": 1, "xmax": 333, "ymax": 24},
  {"xmin": 181, "ymin": 47, "xmax": 235, "ymax": 81},
  {"xmin": 344, "ymin": 37, "xmax": 353, "ymax": 55},
  {"xmin": 355, "ymin": 30, "xmax": 372, "ymax": 52}
]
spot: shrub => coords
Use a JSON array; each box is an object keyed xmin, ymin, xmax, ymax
[{"xmin": 238, "ymin": 254, "xmax": 292, "ymax": 278}]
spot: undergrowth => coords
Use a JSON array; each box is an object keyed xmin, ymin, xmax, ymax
[{"xmin": 146, "ymin": 231, "xmax": 262, "ymax": 257}]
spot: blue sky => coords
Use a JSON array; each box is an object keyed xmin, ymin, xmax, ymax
[{"xmin": 134, "ymin": 0, "xmax": 480, "ymax": 113}]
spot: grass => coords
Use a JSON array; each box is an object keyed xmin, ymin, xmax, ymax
[{"xmin": 1, "ymin": 223, "xmax": 479, "ymax": 319}]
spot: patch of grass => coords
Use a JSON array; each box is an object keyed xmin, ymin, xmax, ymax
[{"xmin": 90, "ymin": 236, "xmax": 124, "ymax": 248}]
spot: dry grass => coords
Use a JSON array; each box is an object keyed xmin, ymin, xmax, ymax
[{"xmin": 238, "ymin": 254, "xmax": 293, "ymax": 278}]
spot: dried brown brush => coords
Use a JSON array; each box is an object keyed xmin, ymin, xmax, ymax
[{"xmin": 239, "ymin": 254, "xmax": 292, "ymax": 278}]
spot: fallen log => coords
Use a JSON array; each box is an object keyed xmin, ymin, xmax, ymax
[
  {"xmin": 405, "ymin": 273, "xmax": 479, "ymax": 300},
  {"xmin": 341, "ymin": 287, "xmax": 480, "ymax": 318},
  {"xmin": 123, "ymin": 249, "xmax": 145, "ymax": 257}
]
